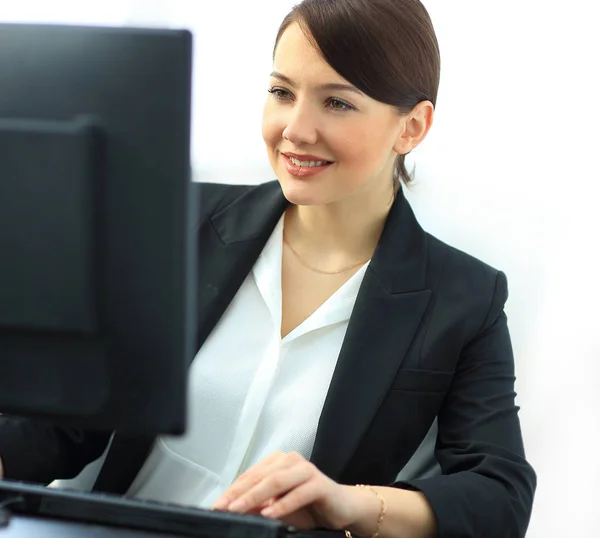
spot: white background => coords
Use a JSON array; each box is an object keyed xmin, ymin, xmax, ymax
[{"xmin": 2, "ymin": 1, "xmax": 599, "ymax": 536}]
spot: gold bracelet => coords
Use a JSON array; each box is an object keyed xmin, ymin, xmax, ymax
[{"xmin": 344, "ymin": 485, "xmax": 387, "ymax": 538}]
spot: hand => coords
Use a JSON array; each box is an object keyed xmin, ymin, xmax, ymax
[{"xmin": 211, "ymin": 451, "xmax": 359, "ymax": 530}]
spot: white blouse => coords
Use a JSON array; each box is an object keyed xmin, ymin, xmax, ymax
[{"xmin": 126, "ymin": 216, "xmax": 369, "ymax": 508}]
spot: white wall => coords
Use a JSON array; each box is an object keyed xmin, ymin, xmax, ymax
[{"xmin": 3, "ymin": 1, "xmax": 599, "ymax": 536}]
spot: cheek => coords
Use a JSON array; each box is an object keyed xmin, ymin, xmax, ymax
[
  {"xmin": 261, "ymin": 102, "xmax": 282, "ymax": 148},
  {"xmin": 330, "ymin": 122, "xmax": 388, "ymax": 171}
]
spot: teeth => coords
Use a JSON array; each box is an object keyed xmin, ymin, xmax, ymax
[{"xmin": 289, "ymin": 157, "xmax": 329, "ymax": 167}]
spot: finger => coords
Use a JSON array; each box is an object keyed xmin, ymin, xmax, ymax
[
  {"xmin": 242, "ymin": 497, "xmax": 277, "ymax": 517},
  {"xmin": 236, "ymin": 451, "xmax": 286, "ymax": 483},
  {"xmin": 261, "ymin": 477, "xmax": 326, "ymax": 520},
  {"xmin": 213, "ymin": 452, "xmax": 297, "ymax": 509},
  {"xmin": 226, "ymin": 460, "xmax": 311, "ymax": 513},
  {"xmin": 227, "ymin": 461, "xmax": 314, "ymax": 514},
  {"xmin": 213, "ymin": 452, "xmax": 289, "ymax": 509}
]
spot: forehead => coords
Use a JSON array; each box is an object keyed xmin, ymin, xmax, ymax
[{"xmin": 273, "ymin": 23, "xmax": 348, "ymax": 85}]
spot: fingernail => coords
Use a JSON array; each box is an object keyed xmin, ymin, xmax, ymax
[
  {"xmin": 212, "ymin": 498, "xmax": 229, "ymax": 510},
  {"xmin": 262, "ymin": 507, "xmax": 275, "ymax": 517}
]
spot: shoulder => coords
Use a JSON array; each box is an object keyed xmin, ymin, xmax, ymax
[
  {"xmin": 191, "ymin": 181, "xmax": 281, "ymax": 224},
  {"xmin": 425, "ymin": 233, "xmax": 508, "ymax": 339},
  {"xmin": 191, "ymin": 182, "xmax": 255, "ymax": 221},
  {"xmin": 427, "ymin": 233, "xmax": 506, "ymax": 296}
]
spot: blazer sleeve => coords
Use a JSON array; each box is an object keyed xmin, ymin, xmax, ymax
[
  {"xmin": 0, "ymin": 416, "xmax": 111, "ymax": 484},
  {"xmin": 393, "ymin": 271, "xmax": 536, "ymax": 538}
]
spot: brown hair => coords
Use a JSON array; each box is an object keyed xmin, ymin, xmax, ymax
[{"xmin": 274, "ymin": 0, "xmax": 440, "ymax": 187}]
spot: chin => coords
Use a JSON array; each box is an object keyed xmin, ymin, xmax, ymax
[{"xmin": 278, "ymin": 178, "xmax": 330, "ymax": 206}]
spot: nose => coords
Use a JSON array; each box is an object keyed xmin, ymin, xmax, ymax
[{"xmin": 282, "ymin": 103, "xmax": 318, "ymax": 146}]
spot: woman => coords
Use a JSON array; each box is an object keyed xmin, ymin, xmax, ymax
[{"xmin": 0, "ymin": 1, "xmax": 536, "ymax": 537}]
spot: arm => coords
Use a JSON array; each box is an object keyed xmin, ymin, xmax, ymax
[
  {"xmin": 391, "ymin": 271, "xmax": 536, "ymax": 538},
  {"xmin": 0, "ymin": 415, "xmax": 111, "ymax": 484},
  {"xmin": 344, "ymin": 485, "xmax": 436, "ymax": 538},
  {"xmin": 212, "ymin": 453, "xmax": 437, "ymax": 537}
]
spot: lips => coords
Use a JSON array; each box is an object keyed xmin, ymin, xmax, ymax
[{"xmin": 281, "ymin": 153, "xmax": 333, "ymax": 178}]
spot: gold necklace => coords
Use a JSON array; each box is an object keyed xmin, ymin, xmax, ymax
[{"xmin": 283, "ymin": 236, "xmax": 370, "ymax": 275}]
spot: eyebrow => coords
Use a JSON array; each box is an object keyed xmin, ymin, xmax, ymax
[{"xmin": 270, "ymin": 71, "xmax": 364, "ymax": 97}]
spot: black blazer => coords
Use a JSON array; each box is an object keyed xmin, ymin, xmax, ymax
[{"xmin": 0, "ymin": 181, "xmax": 536, "ymax": 538}]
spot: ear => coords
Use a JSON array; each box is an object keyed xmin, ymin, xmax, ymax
[{"xmin": 393, "ymin": 100, "xmax": 435, "ymax": 155}]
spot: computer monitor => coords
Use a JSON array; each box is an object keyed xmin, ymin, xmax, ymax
[{"xmin": 0, "ymin": 23, "xmax": 196, "ymax": 435}]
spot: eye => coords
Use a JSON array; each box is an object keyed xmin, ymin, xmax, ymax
[
  {"xmin": 268, "ymin": 87, "xmax": 291, "ymax": 100},
  {"xmin": 327, "ymin": 98, "xmax": 354, "ymax": 112}
]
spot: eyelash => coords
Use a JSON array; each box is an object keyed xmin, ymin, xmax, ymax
[{"xmin": 267, "ymin": 87, "xmax": 356, "ymax": 112}]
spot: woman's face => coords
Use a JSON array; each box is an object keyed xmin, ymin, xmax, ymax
[{"xmin": 262, "ymin": 23, "xmax": 408, "ymax": 207}]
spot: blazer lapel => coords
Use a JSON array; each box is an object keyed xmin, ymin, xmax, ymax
[
  {"xmin": 194, "ymin": 181, "xmax": 289, "ymax": 358},
  {"xmin": 310, "ymin": 192, "xmax": 432, "ymax": 481}
]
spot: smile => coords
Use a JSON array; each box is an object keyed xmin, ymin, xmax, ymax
[
  {"xmin": 288, "ymin": 157, "xmax": 330, "ymax": 167},
  {"xmin": 281, "ymin": 154, "xmax": 333, "ymax": 178}
]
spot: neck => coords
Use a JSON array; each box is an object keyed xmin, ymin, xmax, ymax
[{"xmin": 284, "ymin": 181, "xmax": 395, "ymax": 263}]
